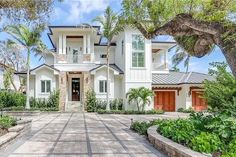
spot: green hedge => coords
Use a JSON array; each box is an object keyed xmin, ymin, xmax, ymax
[
  {"xmin": 0, "ymin": 90, "xmax": 59, "ymax": 111},
  {"xmin": 130, "ymin": 113, "xmax": 236, "ymax": 155},
  {"xmin": 97, "ymin": 109, "xmax": 164, "ymax": 114},
  {"xmin": 0, "ymin": 91, "xmax": 26, "ymax": 108}
]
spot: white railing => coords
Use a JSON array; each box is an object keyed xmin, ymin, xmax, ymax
[
  {"xmin": 152, "ymin": 63, "xmax": 168, "ymax": 71},
  {"xmin": 55, "ymin": 54, "xmax": 91, "ymax": 64}
]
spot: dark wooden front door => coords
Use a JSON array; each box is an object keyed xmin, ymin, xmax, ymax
[
  {"xmin": 154, "ymin": 91, "xmax": 175, "ymax": 112},
  {"xmin": 72, "ymin": 78, "xmax": 80, "ymax": 101}
]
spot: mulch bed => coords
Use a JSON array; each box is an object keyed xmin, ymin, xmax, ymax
[{"xmin": 0, "ymin": 128, "xmax": 8, "ymax": 137}]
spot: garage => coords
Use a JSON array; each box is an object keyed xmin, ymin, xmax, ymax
[
  {"xmin": 154, "ymin": 91, "xmax": 175, "ymax": 111},
  {"xmin": 192, "ymin": 91, "xmax": 207, "ymax": 111}
]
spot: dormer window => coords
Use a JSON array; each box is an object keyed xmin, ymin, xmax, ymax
[{"xmin": 132, "ymin": 35, "xmax": 145, "ymax": 67}]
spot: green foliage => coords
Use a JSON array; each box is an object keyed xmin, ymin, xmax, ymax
[
  {"xmin": 29, "ymin": 90, "xmax": 59, "ymax": 110},
  {"xmin": 130, "ymin": 119, "xmax": 164, "ymax": 135},
  {"xmin": 97, "ymin": 109, "xmax": 164, "ymax": 115},
  {"xmin": 96, "ymin": 99, "xmax": 123, "ymax": 111},
  {"xmin": 177, "ymin": 107, "xmax": 195, "ymax": 113},
  {"xmin": 206, "ymin": 114, "xmax": 236, "ymax": 144},
  {"xmin": 158, "ymin": 119, "xmax": 198, "ymax": 145},
  {"xmin": 86, "ymin": 89, "xmax": 97, "ymax": 112},
  {"xmin": 228, "ymin": 139, "xmax": 236, "ymax": 153},
  {"xmin": 3, "ymin": 69, "xmax": 13, "ymax": 89},
  {"xmin": 204, "ymin": 62, "xmax": 236, "ymax": 116},
  {"xmin": 190, "ymin": 132, "xmax": 222, "ymax": 154},
  {"xmin": 222, "ymin": 152, "xmax": 236, "ymax": 157},
  {"xmin": 126, "ymin": 87, "xmax": 154, "ymax": 111},
  {"xmin": 0, "ymin": 91, "xmax": 26, "ymax": 108},
  {"xmin": 0, "ymin": 115, "xmax": 17, "ymax": 128}
]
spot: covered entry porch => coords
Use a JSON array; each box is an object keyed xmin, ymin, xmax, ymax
[{"xmin": 58, "ymin": 71, "xmax": 92, "ymax": 111}]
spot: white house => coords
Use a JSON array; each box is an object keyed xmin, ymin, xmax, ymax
[{"xmin": 16, "ymin": 25, "xmax": 214, "ymax": 111}]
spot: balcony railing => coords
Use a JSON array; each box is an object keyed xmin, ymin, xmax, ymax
[
  {"xmin": 55, "ymin": 54, "xmax": 91, "ymax": 64},
  {"xmin": 152, "ymin": 62, "xmax": 168, "ymax": 71}
]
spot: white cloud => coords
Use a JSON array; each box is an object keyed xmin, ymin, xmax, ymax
[{"xmin": 52, "ymin": 0, "xmax": 112, "ymax": 24}]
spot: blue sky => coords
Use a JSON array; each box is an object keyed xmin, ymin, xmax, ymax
[{"xmin": 1, "ymin": 0, "xmax": 226, "ymax": 74}]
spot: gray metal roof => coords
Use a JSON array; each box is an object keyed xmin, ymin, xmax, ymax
[
  {"xmin": 90, "ymin": 64, "xmax": 124, "ymax": 74},
  {"xmin": 152, "ymin": 71, "xmax": 214, "ymax": 85}
]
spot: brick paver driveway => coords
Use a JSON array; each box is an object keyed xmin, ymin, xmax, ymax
[{"xmin": 1, "ymin": 112, "xmax": 188, "ymax": 157}]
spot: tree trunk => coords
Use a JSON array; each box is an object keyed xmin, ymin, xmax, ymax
[
  {"xmin": 106, "ymin": 43, "xmax": 111, "ymax": 111},
  {"xmin": 221, "ymin": 46, "xmax": 236, "ymax": 77},
  {"xmin": 25, "ymin": 49, "xmax": 30, "ymax": 110}
]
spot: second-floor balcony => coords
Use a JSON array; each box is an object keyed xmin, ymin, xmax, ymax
[{"xmin": 55, "ymin": 54, "xmax": 91, "ymax": 64}]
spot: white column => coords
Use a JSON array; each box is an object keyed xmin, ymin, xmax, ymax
[
  {"xmin": 58, "ymin": 34, "xmax": 63, "ymax": 54},
  {"xmin": 83, "ymin": 34, "xmax": 87, "ymax": 54},
  {"xmin": 87, "ymin": 34, "xmax": 90, "ymax": 54},
  {"xmin": 62, "ymin": 34, "xmax": 67, "ymax": 54}
]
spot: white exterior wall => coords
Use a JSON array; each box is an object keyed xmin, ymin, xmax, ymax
[
  {"xmin": 115, "ymin": 32, "xmax": 125, "ymax": 71},
  {"xmin": 33, "ymin": 67, "xmax": 58, "ymax": 99},
  {"xmin": 94, "ymin": 46, "xmax": 115, "ymax": 64},
  {"xmin": 93, "ymin": 67, "xmax": 115, "ymax": 99},
  {"xmin": 123, "ymin": 28, "xmax": 153, "ymax": 110}
]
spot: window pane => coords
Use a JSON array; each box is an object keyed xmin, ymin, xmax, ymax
[
  {"xmin": 99, "ymin": 81, "xmax": 103, "ymax": 93},
  {"xmin": 138, "ymin": 53, "xmax": 144, "ymax": 67},
  {"xmin": 46, "ymin": 81, "xmax": 51, "ymax": 93},
  {"xmin": 132, "ymin": 53, "xmax": 138, "ymax": 67},
  {"xmin": 104, "ymin": 80, "xmax": 107, "ymax": 93},
  {"xmin": 41, "ymin": 81, "xmax": 45, "ymax": 93}
]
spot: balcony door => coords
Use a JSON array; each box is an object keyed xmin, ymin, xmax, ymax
[
  {"xmin": 73, "ymin": 49, "xmax": 79, "ymax": 63},
  {"xmin": 72, "ymin": 78, "xmax": 80, "ymax": 101}
]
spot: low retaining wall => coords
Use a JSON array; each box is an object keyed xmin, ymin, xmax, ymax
[
  {"xmin": 147, "ymin": 125, "xmax": 207, "ymax": 157},
  {"xmin": 3, "ymin": 111, "xmax": 41, "ymax": 116},
  {"xmin": 0, "ymin": 119, "xmax": 32, "ymax": 150}
]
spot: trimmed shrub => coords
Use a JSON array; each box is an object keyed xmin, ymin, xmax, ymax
[
  {"xmin": 0, "ymin": 115, "xmax": 17, "ymax": 128},
  {"xmin": 0, "ymin": 91, "xmax": 26, "ymax": 108},
  {"xmin": 190, "ymin": 132, "xmax": 222, "ymax": 154},
  {"xmin": 86, "ymin": 89, "xmax": 97, "ymax": 112}
]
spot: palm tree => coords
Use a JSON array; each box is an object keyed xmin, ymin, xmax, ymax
[
  {"xmin": 5, "ymin": 25, "xmax": 47, "ymax": 109},
  {"xmin": 93, "ymin": 7, "xmax": 123, "ymax": 111},
  {"xmin": 172, "ymin": 46, "xmax": 192, "ymax": 73},
  {"xmin": 126, "ymin": 88, "xmax": 141, "ymax": 111},
  {"xmin": 139, "ymin": 87, "xmax": 154, "ymax": 111}
]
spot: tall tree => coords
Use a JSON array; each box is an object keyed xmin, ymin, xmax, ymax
[
  {"xmin": 122, "ymin": 0, "xmax": 236, "ymax": 77},
  {"xmin": 172, "ymin": 47, "xmax": 191, "ymax": 73},
  {"xmin": 5, "ymin": 25, "xmax": 48, "ymax": 109},
  {"xmin": 0, "ymin": 40, "xmax": 26, "ymax": 91},
  {"xmin": 93, "ymin": 7, "xmax": 123, "ymax": 110},
  {"xmin": 0, "ymin": 0, "xmax": 62, "ymax": 30}
]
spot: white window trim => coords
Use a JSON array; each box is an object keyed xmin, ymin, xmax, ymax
[
  {"xmin": 41, "ymin": 80, "xmax": 51, "ymax": 94},
  {"xmin": 98, "ymin": 80, "xmax": 107, "ymax": 94},
  {"xmin": 131, "ymin": 34, "xmax": 145, "ymax": 68}
]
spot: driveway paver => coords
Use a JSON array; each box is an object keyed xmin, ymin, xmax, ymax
[{"xmin": 1, "ymin": 112, "xmax": 187, "ymax": 157}]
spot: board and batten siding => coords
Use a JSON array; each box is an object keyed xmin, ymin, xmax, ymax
[{"xmin": 122, "ymin": 28, "xmax": 153, "ymax": 110}]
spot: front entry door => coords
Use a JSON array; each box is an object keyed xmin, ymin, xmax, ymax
[{"xmin": 72, "ymin": 78, "xmax": 80, "ymax": 101}]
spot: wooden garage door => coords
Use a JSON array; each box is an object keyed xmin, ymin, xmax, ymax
[
  {"xmin": 154, "ymin": 91, "xmax": 175, "ymax": 112},
  {"xmin": 192, "ymin": 91, "xmax": 207, "ymax": 111}
]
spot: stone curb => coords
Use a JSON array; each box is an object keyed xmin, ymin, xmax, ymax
[
  {"xmin": 147, "ymin": 125, "xmax": 207, "ymax": 157},
  {"xmin": 0, "ymin": 119, "xmax": 32, "ymax": 151},
  {"xmin": 3, "ymin": 111, "xmax": 41, "ymax": 116}
]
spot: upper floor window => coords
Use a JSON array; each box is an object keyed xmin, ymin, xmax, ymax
[
  {"xmin": 41, "ymin": 80, "xmax": 51, "ymax": 93},
  {"xmin": 99, "ymin": 80, "xmax": 107, "ymax": 93},
  {"xmin": 132, "ymin": 35, "xmax": 145, "ymax": 67}
]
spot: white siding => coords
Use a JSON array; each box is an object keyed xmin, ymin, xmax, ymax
[
  {"xmin": 93, "ymin": 67, "xmax": 122, "ymax": 100},
  {"xmin": 94, "ymin": 46, "xmax": 115, "ymax": 64},
  {"xmin": 33, "ymin": 67, "xmax": 58, "ymax": 99},
  {"xmin": 115, "ymin": 32, "xmax": 125, "ymax": 71},
  {"xmin": 122, "ymin": 28, "xmax": 153, "ymax": 110}
]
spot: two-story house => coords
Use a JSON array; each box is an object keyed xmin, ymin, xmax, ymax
[{"xmin": 17, "ymin": 25, "xmax": 214, "ymax": 112}]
